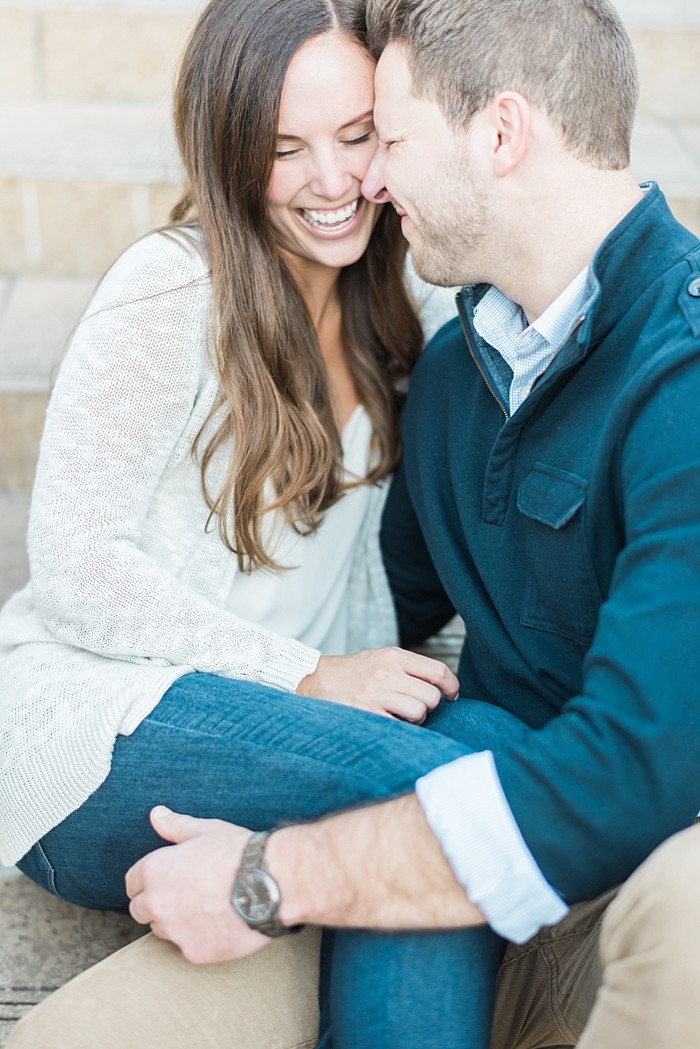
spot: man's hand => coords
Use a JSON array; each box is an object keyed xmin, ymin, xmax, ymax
[
  {"xmin": 296, "ymin": 647, "xmax": 459, "ymax": 722},
  {"xmin": 125, "ymin": 794, "xmax": 485, "ymax": 964},
  {"xmin": 125, "ymin": 806, "xmax": 267, "ymax": 964}
]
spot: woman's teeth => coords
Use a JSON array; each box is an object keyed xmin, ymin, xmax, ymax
[{"xmin": 302, "ymin": 199, "xmax": 359, "ymax": 229}]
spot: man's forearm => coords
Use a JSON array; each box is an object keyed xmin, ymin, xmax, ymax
[{"xmin": 267, "ymin": 792, "xmax": 486, "ymax": 931}]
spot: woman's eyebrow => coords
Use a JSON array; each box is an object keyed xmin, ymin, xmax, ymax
[{"xmin": 338, "ymin": 109, "xmax": 374, "ymax": 130}]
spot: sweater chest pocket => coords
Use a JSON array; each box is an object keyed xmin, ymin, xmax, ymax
[{"xmin": 517, "ymin": 465, "xmax": 600, "ymax": 644}]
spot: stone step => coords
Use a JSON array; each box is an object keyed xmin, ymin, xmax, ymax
[
  {"xmin": 0, "ymin": 0, "xmax": 698, "ymax": 116},
  {"xmin": 615, "ymin": 0, "xmax": 699, "ymax": 30},
  {"xmin": 0, "ymin": 100, "xmax": 182, "ymax": 277},
  {"xmin": 0, "ymin": 489, "xmax": 30, "ymax": 606},
  {"xmin": 0, "ymin": 100, "xmax": 180, "ymax": 183},
  {"xmin": 0, "ymin": 0, "xmax": 204, "ymax": 104},
  {"xmin": 614, "ymin": 0, "xmax": 700, "ymax": 124},
  {"xmin": 0, "ymin": 874, "xmax": 145, "ymax": 1045},
  {"xmin": 631, "ymin": 36, "xmax": 700, "ymax": 124},
  {"xmin": 633, "ymin": 117, "xmax": 700, "ymax": 233}
]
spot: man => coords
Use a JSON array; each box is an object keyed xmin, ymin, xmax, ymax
[{"xmin": 10, "ymin": 0, "xmax": 700, "ymax": 1047}]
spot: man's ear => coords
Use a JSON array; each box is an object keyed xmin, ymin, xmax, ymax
[{"xmin": 491, "ymin": 92, "xmax": 531, "ymax": 177}]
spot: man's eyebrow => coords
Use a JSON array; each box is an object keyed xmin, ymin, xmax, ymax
[
  {"xmin": 374, "ymin": 123, "xmax": 401, "ymax": 142},
  {"xmin": 277, "ymin": 110, "xmax": 374, "ymax": 139}
]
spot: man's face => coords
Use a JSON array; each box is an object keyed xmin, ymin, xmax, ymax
[{"xmin": 362, "ymin": 43, "xmax": 494, "ymax": 287}]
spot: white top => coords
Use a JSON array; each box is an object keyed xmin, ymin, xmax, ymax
[
  {"xmin": 228, "ymin": 406, "xmax": 374, "ymax": 655},
  {"xmin": 417, "ymin": 266, "xmax": 597, "ymax": 944},
  {"xmin": 0, "ymin": 229, "xmax": 457, "ymax": 866}
]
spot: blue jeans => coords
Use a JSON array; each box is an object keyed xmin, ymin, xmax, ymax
[{"xmin": 18, "ymin": 672, "xmax": 528, "ymax": 1048}]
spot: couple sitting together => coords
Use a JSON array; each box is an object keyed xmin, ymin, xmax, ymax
[{"xmin": 2, "ymin": 0, "xmax": 700, "ymax": 1046}]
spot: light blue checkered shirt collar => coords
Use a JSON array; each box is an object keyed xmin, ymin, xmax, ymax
[{"xmin": 472, "ymin": 266, "xmax": 592, "ymax": 414}]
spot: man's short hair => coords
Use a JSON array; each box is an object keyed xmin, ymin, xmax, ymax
[{"xmin": 366, "ymin": 0, "xmax": 639, "ymax": 170}]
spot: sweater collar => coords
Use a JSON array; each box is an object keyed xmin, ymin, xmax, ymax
[
  {"xmin": 458, "ymin": 183, "xmax": 699, "ymax": 387},
  {"xmin": 579, "ymin": 182, "xmax": 699, "ymax": 347}
]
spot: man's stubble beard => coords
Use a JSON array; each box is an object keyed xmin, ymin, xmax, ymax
[{"xmin": 407, "ymin": 147, "xmax": 493, "ymax": 289}]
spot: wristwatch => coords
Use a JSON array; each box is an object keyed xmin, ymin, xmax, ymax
[{"xmin": 231, "ymin": 830, "xmax": 300, "ymax": 937}]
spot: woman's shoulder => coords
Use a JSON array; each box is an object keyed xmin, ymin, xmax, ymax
[
  {"xmin": 87, "ymin": 227, "xmax": 211, "ymax": 316},
  {"xmin": 112, "ymin": 226, "xmax": 209, "ymax": 283}
]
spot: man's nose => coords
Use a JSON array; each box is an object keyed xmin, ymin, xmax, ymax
[{"xmin": 361, "ymin": 146, "xmax": 392, "ymax": 204}]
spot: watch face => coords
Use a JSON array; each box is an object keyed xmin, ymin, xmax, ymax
[{"xmin": 232, "ymin": 870, "xmax": 280, "ymax": 925}]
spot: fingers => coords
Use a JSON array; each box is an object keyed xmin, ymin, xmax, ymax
[
  {"xmin": 385, "ymin": 687, "xmax": 445, "ymax": 724},
  {"xmin": 124, "ymin": 856, "xmax": 145, "ymax": 904},
  {"xmin": 127, "ymin": 889, "xmax": 152, "ymax": 926},
  {"xmin": 392, "ymin": 649, "xmax": 459, "ymax": 700},
  {"xmin": 388, "ymin": 694, "xmax": 430, "ymax": 724},
  {"xmin": 149, "ymin": 805, "xmax": 206, "ymax": 843},
  {"xmin": 125, "ymin": 838, "xmax": 177, "ymax": 917},
  {"xmin": 126, "ymin": 807, "xmax": 213, "ymax": 912},
  {"xmin": 370, "ymin": 648, "xmax": 458, "ymax": 722},
  {"xmin": 400, "ymin": 674, "xmax": 443, "ymax": 710},
  {"xmin": 294, "ymin": 647, "xmax": 459, "ymax": 721},
  {"xmin": 123, "ymin": 819, "xmax": 271, "ymax": 965},
  {"xmin": 125, "ymin": 849, "xmax": 164, "ymax": 924}
]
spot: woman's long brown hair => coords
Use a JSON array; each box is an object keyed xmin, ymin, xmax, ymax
[{"xmin": 171, "ymin": 0, "xmax": 422, "ymax": 570}]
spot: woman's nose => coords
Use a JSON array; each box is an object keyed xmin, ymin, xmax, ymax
[{"xmin": 309, "ymin": 154, "xmax": 354, "ymax": 200}]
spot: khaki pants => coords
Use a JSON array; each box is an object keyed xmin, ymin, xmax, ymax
[{"xmin": 8, "ymin": 825, "xmax": 700, "ymax": 1049}]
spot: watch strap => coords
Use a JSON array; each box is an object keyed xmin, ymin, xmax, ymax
[
  {"xmin": 233, "ymin": 829, "xmax": 303, "ymax": 938},
  {"xmin": 239, "ymin": 830, "xmax": 273, "ymax": 875}
]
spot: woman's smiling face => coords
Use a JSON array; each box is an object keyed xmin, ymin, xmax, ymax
[{"xmin": 266, "ymin": 32, "xmax": 383, "ymax": 278}]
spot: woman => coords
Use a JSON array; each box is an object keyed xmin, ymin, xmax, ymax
[{"xmin": 0, "ymin": 0, "xmax": 465, "ymax": 908}]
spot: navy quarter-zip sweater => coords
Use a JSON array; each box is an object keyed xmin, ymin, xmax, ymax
[{"xmin": 382, "ymin": 185, "xmax": 700, "ymax": 903}]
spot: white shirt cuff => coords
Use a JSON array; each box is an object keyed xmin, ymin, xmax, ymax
[{"xmin": 416, "ymin": 750, "xmax": 568, "ymax": 943}]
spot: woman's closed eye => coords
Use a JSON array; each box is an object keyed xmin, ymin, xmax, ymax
[
  {"xmin": 343, "ymin": 130, "xmax": 374, "ymax": 147},
  {"xmin": 275, "ymin": 129, "xmax": 375, "ymax": 159}
]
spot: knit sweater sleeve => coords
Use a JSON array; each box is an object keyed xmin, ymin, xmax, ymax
[{"xmin": 27, "ymin": 232, "xmax": 320, "ymax": 692}]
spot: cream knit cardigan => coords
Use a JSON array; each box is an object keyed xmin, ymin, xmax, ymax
[{"xmin": 0, "ymin": 230, "xmax": 455, "ymax": 866}]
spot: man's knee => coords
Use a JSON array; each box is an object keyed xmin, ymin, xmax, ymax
[
  {"xmin": 7, "ymin": 927, "xmax": 322, "ymax": 1049},
  {"xmin": 601, "ymin": 824, "xmax": 700, "ymax": 965}
]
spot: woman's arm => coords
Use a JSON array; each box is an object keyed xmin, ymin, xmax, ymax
[{"xmin": 28, "ymin": 232, "xmax": 319, "ymax": 692}]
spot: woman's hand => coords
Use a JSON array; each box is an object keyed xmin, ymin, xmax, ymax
[{"xmin": 296, "ymin": 648, "xmax": 459, "ymax": 722}]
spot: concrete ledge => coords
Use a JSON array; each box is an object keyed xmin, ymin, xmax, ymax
[
  {"xmin": 0, "ymin": 489, "xmax": 30, "ymax": 605},
  {"xmin": 0, "ymin": 874, "xmax": 145, "ymax": 1045},
  {"xmin": 0, "ymin": 102, "xmax": 181, "ymax": 183},
  {"xmin": 615, "ymin": 0, "xmax": 700, "ymax": 30},
  {"xmin": 0, "ymin": 3, "xmax": 204, "ymax": 104},
  {"xmin": 0, "ymin": 0, "xmax": 204, "ymax": 14},
  {"xmin": 632, "ymin": 31, "xmax": 700, "ymax": 122},
  {"xmin": 0, "ymin": 275, "xmax": 95, "ymax": 392},
  {"xmin": 632, "ymin": 117, "xmax": 700, "ymax": 201}
]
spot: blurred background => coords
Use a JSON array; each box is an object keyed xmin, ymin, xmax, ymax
[{"xmin": 0, "ymin": 0, "xmax": 699, "ymax": 607}]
